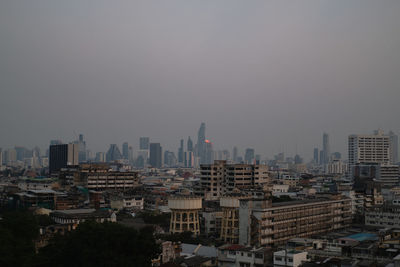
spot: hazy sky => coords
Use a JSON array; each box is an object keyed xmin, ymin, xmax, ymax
[{"xmin": 1, "ymin": 1, "xmax": 400, "ymax": 160}]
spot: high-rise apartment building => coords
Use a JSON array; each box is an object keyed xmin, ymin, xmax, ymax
[
  {"xmin": 49, "ymin": 143, "xmax": 79, "ymax": 174},
  {"xmin": 149, "ymin": 143, "xmax": 162, "ymax": 168},
  {"xmin": 348, "ymin": 129, "xmax": 393, "ymax": 166},
  {"xmin": 139, "ymin": 137, "xmax": 150, "ymax": 150}
]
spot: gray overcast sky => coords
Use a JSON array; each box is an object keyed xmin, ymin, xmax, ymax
[{"xmin": 1, "ymin": 1, "xmax": 400, "ymax": 160}]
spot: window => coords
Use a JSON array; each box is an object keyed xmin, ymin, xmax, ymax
[
  {"xmin": 275, "ymin": 257, "xmax": 282, "ymax": 261},
  {"xmin": 255, "ymin": 253, "xmax": 263, "ymax": 259}
]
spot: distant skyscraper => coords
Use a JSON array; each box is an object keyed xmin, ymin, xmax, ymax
[
  {"xmin": 95, "ymin": 152, "xmax": 106, "ymax": 162},
  {"xmin": 187, "ymin": 136, "xmax": 193, "ymax": 152},
  {"xmin": 49, "ymin": 143, "xmax": 79, "ymax": 174},
  {"xmin": 50, "ymin": 140, "xmax": 62, "ymax": 146},
  {"xmin": 313, "ymin": 148, "xmax": 319, "ymax": 164},
  {"xmin": 75, "ymin": 134, "xmax": 87, "ymax": 163},
  {"xmin": 178, "ymin": 139, "xmax": 184, "ymax": 164},
  {"xmin": 164, "ymin": 150, "xmax": 176, "ymax": 167},
  {"xmin": 332, "ymin": 152, "xmax": 342, "ymax": 160},
  {"xmin": 149, "ymin": 143, "xmax": 162, "ymax": 168},
  {"xmin": 197, "ymin": 123, "xmax": 206, "ymax": 164},
  {"xmin": 14, "ymin": 146, "xmax": 27, "ymax": 161},
  {"xmin": 122, "ymin": 142, "xmax": 129, "ymax": 160},
  {"xmin": 0, "ymin": 148, "xmax": 2, "ymax": 166},
  {"xmin": 106, "ymin": 144, "xmax": 122, "ymax": 162},
  {"xmin": 128, "ymin": 146, "xmax": 134, "ymax": 163},
  {"xmin": 322, "ymin": 133, "xmax": 330, "ymax": 165},
  {"xmin": 139, "ymin": 137, "xmax": 150, "ymax": 150},
  {"xmin": 233, "ymin": 146, "xmax": 238, "ymax": 163},
  {"xmin": 244, "ymin": 148, "xmax": 255, "ymax": 164},
  {"xmin": 319, "ymin": 150, "xmax": 324, "ymax": 165},
  {"xmin": 294, "ymin": 154, "xmax": 303, "ymax": 164}
]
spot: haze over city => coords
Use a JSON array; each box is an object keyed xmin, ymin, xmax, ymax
[{"xmin": 1, "ymin": 0, "xmax": 400, "ymax": 158}]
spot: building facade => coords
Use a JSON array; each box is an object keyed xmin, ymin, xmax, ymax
[{"xmin": 197, "ymin": 160, "xmax": 270, "ymax": 200}]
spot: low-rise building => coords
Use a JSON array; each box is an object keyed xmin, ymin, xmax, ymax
[
  {"xmin": 217, "ymin": 244, "xmax": 268, "ymax": 267},
  {"xmin": 365, "ymin": 205, "xmax": 400, "ymax": 228},
  {"xmin": 50, "ymin": 208, "xmax": 116, "ymax": 224},
  {"xmin": 273, "ymin": 250, "xmax": 308, "ymax": 267}
]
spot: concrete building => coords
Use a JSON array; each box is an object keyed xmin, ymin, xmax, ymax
[
  {"xmin": 376, "ymin": 164, "xmax": 400, "ymax": 187},
  {"xmin": 203, "ymin": 210, "xmax": 223, "ymax": 237},
  {"xmin": 389, "ymin": 131, "xmax": 399, "ymax": 164},
  {"xmin": 168, "ymin": 197, "xmax": 202, "ymax": 236},
  {"xmin": 273, "ymin": 250, "xmax": 308, "ymax": 267},
  {"xmin": 220, "ymin": 196, "xmax": 243, "ymax": 244},
  {"xmin": 49, "ymin": 143, "xmax": 79, "ymax": 174},
  {"xmin": 198, "ymin": 160, "xmax": 270, "ymax": 200},
  {"xmin": 348, "ymin": 130, "xmax": 393, "ymax": 167},
  {"xmin": 326, "ymin": 159, "xmax": 347, "ymax": 175},
  {"xmin": 59, "ymin": 163, "xmax": 139, "ymax": 191},
  {"xmin": 110, "ymin": 196, "xmax": 144, "ymax": 211},
  {"xmin": 50, "ymin": 209, "xmax": 116, "ymax": 224},
  {"xmin": 217, "ymin": 244, "xmax": 269, "ymax": 267},
  {"xmin": 365, "ymin": 205, "xmax": 400, "ymax": 228},
  {"xmin": 238, "ymin": 195, "xmax": 352, "ymax": 247}
]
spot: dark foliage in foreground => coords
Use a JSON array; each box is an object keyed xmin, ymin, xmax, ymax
[
  {"xmin": 0, "ymin": 211, "xmax": 39, "ymax": 267},
  {"xmin": 35, "ymin": 221, "xmax": 160, "ymax": 267},
  {"xmin": 0, "ymin": 210, "xmax": 160, "ymax": 267}
]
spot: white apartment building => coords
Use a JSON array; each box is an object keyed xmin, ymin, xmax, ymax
[{"xmin": 348, "ymin": 130, "xmax": 393, "ymax": 166}]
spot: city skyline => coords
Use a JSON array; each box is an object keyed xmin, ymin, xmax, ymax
[{"xmin": 1, "ymin": 1, "xmax": 400, "ymax": 160}]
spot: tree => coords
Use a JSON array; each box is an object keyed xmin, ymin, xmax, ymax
[
  {"xmin": 35, "ymin": 221, "xmax": 160, "ymax": 267},
  {"xmin": 0, "ymin": 211, "xmax": 39, "ymax": 267}
]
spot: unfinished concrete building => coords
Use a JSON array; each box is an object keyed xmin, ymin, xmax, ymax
[{"xmin": 197, "ymin": 160, "xmax": 270, "ymax": 200}]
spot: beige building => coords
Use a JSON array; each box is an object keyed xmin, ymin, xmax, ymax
[
  {"xmin": 168, "ymin": 197, "xmax": 202, "ymax": 236},
  {"xmin": 238, "ymin": 195, "xmax": 352, "ymax": 247},
  {"xmin": 197, "ymin": 160, "xmax": 270, "ymax": 200},
  {"xmin": 59, "ymin": 163, "xmax": 139, "ymax": 191}
]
